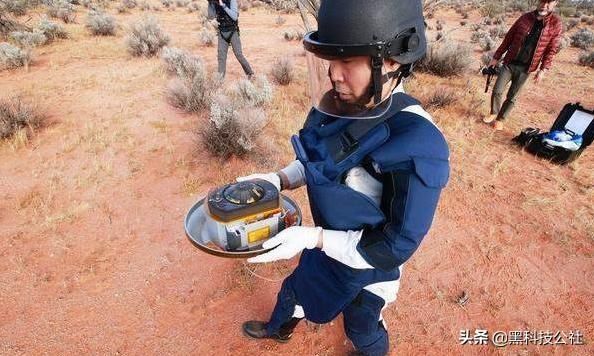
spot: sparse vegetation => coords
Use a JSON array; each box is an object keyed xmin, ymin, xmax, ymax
[
  {"xmin": 270, "ymin": 56, "xmax": 293, "ymax": 85},
  {"xmin": 9, "ymin": 30, "xmax": 47, "ymax": 47},
  {"xmin": 126, "ymin": 17, "xmax": 170, "ymax": 57},
  {"xmin": 283, "ymin": 28, "xmax": 303, "ymax": 41},
  {"xmin": 479, "ymin": 35, "xmax": 495, "ymax": 51},
  {"xmin": 162, "ymin": 47, "xmax": 219, "ymax": 112},
  {"xmin": 570, "ymin": 28, "xmax": 594, "ymax": 50},
  {"xmin": 46, "ymin": 0, "xmax": 76, "ymax": 24},
  {"xmin": 162, "ymin": 46, "xmax": 203, "ymax": 78},
  {"xmin": 139, "ymin": 0, "xmax": 150, "ymax": 10},
  {"xmin": 202, "ymin": 92, "xmax": 267, "ymax": 158},
  {"xmin": 37, "ymin": 16, "xmax": 68, "ymax": 42},
  {"xmin": 427, "ymin": 88, "xmax": 456, "ymax": 109},
  {"xmin": 175, "ymin": 0, "xmax": 188, "ymax": 7},
  {"xmin": 232, "ymin": 74, "xmax": 274, "ymax": 107},
  {"xmin": 578, "ymin": 50, "xmax": 594, "ymax": 68},
  {"xmin": 198, "ymin": 28, "xmax": 214, "ymax": 46},
  {"xmin": 0, "ymin": 42, "xmax": 30, "ymax": 70},
  {"xmin": 565, "ymin": 18, "xmax": 579, "ymax": 31},
  {"xmin": 480, "ymin": 3, "xmax": 504, "ymax": 19},
  {"xmin": 85, "ymin": 11, "xmax": 116, "ymax": 36},
  {"xmin": 0, "ymin": 95, "xmax": 46, "ymax": 139},
  {"xmin": 2, "ymin": 0, "xmax": 31, "ymax": 16},
  {"xmin": 417, "ymin": 40, "xmax": 472, "ymax": 77},
  {"xmin": 275, "ymin": 15, "xmax": 286, "ymax": 26},
  {"xmin": 122, "ymin": 0, "xmax": 137, "ymax": 9},
  {"xmin": 268, "ymin": 0, "xmax": 296, "ymax": 13}
]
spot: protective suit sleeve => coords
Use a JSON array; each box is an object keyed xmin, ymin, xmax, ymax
[
  {"xmin": 356, "ymin": 166, "xmax": 446, "ymax": 271},
  {"xmin": 322, "ymin": 229, "xmax": 374, "ymax": 269},
  {"xmin": 278, "ymin": 160, "xmax": 306, "ymax": 190}
]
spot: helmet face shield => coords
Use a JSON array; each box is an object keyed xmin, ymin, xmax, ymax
[{"xmin": 305, "ymin": 51, "xmax": 394, "ymax": 120}]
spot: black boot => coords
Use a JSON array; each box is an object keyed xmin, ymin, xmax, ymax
[{"xmin": 242, "ymin": 317, "xmax": 302, "ymax": 343}]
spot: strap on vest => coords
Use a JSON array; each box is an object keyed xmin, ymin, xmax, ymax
[{"xmin": 327, "ymin": 93, "xmax": 420, "ymax": 163}]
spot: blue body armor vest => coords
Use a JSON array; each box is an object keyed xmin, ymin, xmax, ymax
[{"xmin": 286, "ymin": 93, "xmax": 449, "ymax": 323}]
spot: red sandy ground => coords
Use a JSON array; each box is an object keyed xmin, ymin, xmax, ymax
[{"xmin": 0, "ymin": 4, "xmax": 592, "ymax": 356}]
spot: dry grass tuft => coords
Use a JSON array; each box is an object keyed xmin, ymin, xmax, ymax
[{"xmin": 0, "ymin": 95, "xmax": 46, "ymax": 140}]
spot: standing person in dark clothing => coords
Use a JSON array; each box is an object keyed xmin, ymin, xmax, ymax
[
  {"xmin": 207, "ymin": 0, "xmax": 254, "ymax": 79},
  {"xmin": 484, "ymin": 0, "xmax": 562, "ymax": 130}
]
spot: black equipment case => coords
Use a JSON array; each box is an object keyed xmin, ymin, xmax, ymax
[{"xmin": 513, "ymin": 103, "xmax": 594, "ymax": 165}]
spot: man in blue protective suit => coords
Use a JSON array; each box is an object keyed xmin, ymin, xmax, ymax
[{"xmin": 236, "ymin": 1, "xmax": 450, "ymax": 355}]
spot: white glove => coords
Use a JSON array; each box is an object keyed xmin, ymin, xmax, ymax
[
  {"xmin": 247, "ymin": 226, "xmax": 322, "ymax": 263},
  {"xmin": 237, "ymin": 172, "xmax": 281, "ymax": 191}
]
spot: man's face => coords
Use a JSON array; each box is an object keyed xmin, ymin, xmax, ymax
[
  {"xmin": 537, "ymin": 0, "xmax": 557, "ymax": 16},
  {"xmin": 328, "ymin": 56, "xmax": 372, "ymax": 104}
]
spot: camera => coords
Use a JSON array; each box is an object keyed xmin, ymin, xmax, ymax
[{"xmin": 481, "ymin": 66, "xmax": 499, "ymax": 76}]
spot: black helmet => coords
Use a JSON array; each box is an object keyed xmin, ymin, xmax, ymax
[{"xmin": 303, "ymin": 0, "xmax": 427, "ymax": 105}]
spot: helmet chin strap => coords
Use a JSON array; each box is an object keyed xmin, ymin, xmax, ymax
[{"xmin": 370, "ymin": 60, "xmax": 412, "ymax": 104}]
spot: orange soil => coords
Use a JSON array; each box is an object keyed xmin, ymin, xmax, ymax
[{"xmin": 0, "ymin": 4, "xmax": 592, "ymax": 356}]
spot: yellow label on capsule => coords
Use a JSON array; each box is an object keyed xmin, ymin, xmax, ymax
[{"xmin": 248, "ymin": 226, "xmax": 270, "ymax": 243}]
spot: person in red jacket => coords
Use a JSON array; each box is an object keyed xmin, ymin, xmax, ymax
[{"xmin": 484, "ymin": 0, "xmax": 563, "ymax": 130}]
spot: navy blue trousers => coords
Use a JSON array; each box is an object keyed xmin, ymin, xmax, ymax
[{"xmin": 266, "ymin": 277, "xmax": 389, "ymax": 356}]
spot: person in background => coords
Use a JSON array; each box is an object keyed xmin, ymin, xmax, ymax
[
  {"xmin": 484, "ymin": 0, "xmax": 562, "ymax": 131},
  {"xmin": 207, "ymin": 0, "xmax": 254, "ymax": 79}
]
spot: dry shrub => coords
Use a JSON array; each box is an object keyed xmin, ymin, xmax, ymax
[
  {"xmin": 565, "ymin": 18, "xmax": 579, "ymax": 31},
  {"xmin": 162, "ymin": 46, "xmax": 202, "ymax": 78},
  {"xmin": 9, "ymin": 30, "xmax": 47, "ymax": 47},
  {"xmin": 0, "ymin": 95, "xmax": 46, "ymax": 139},
  {"xmin": 417, "ymin": 40, "xmax": 472, "ymax": 77},
  {"xmin": 2, "ymin": 0, "xmax": 32, "ymax": 16},
  {"xmin": 46, "ymin": 0, "xmax": 76, "ymax": 23},
  {"xmin": 283, "ymin": 28, "xmax": 303, "ymax": 41},
  {"xmin": 175, "ymin": 0, "xmax": 188, "ymax": 7},
  {"xmin": 570, "ymin": 28, "xmax": 594, "ymax": 50},
  {"xmin": 427, "ymin": 88, "xmax": 456, "ymax": 109},
  {"xmin": 122, "ymin": 0, "xmax": 137, "ymax": 8},
  {"xmin": 162, "ymin": 47, "xmax": 219, "ymax": 112},
  {"xmin": 508, "ymin": 0, "xmax": 530, "ymax": 12},
  {"xmin": 1, "ymin": 15, "xmax": 29, "ymax": 38},
  {"xmin": 126, "ymin": 17, "xmax": 170, "ymax": 57},
  {"xmin": 85, "ymin": 10, "xmax": 116, "ymax": 36},
  {"xmin": 578, "ymin": 51, "xmax": 594, "ymax": 68},
  {"xmin": 479, "ymin": 35, "xmax": 495, "ymax": 51},
  {"xmin": 471, "ymin": 30, "xmax": 488, "ymax": 43},
  {"xmin": 489, "ymin": 25, "xmax": 507, "ymax": 39},
  {"xmin": 116, "ymin": 3, "xmax": 128, "ymax": 13},
  {"xmin": 275, "ymin": 15, "xmax": 286, "ymax": 26},
  {"xmin": 558, "ymin": 35, "xmax": 570, "ymax": 50},
  {"xmin": 269, "ymin": 0, "xmax": 296, "ymax": 13},
  {"xmin": 202, "ymin": 93, "xmax": 267, "ymax": 158},
  {"xmin": 480, "ymin": 3, "xmax": 504, "ymax": 19},
  {"xmin": 0, "ymin": 42, "xmax": 30, "ymax": 70},
  {"xmin": 187, "ymin": 1, "xmax": 200, "ymax": 12},
  {"xmin": 198, "ymin": 28, "xmax": 214, "ymax": 46},
  {"xmin": 238, "ymin": 0, "xmax": 250, "ymax": 11},
  {"xmin": 37, "ymin": 16, "xmax": 68, "ymax": 42},
  {"xmin": 232, "ymin": 74, "xmax": 274, "ymax": 107},
  {"xmin": 481, "ymin": 50, "xmax": 494, "ymax": 66},
  {"xmin": 270, "ymin": 56, "xmax": 293, "ymax": 85}
]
